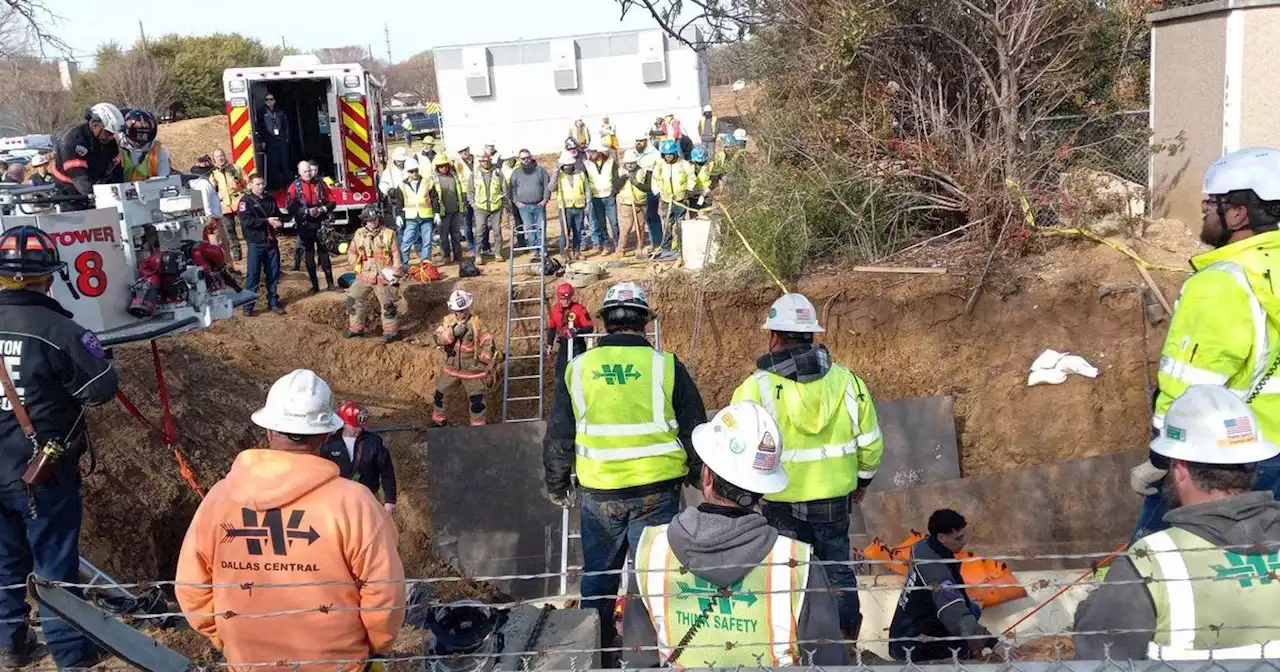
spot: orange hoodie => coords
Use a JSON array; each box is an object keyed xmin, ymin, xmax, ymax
[{"xmin": 175, "ymin": 449, "xmax": 406, "ymax": 670}]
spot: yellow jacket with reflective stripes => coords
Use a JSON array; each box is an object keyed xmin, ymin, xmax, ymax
[
  {"xmin": 566, "ymin": 345, "xmax": 686, "ymax": 490},
  {"xmin": 651, "ymin": 159, "xmax": 697, "ymax": 204},
  {"xmin": 556, "ymin": 172, "xmax": 588, "ymax": 209},
  {"xmin": 584, "ymin": 158, "xmax": 617, "ymax": 198},
  {"xmin": 731, "ymin": 363, "xmax": 884, "ymax": 502},
  {"xmin": 470, "ymin": 167, "xmax": 505, "ymax": 211},
  {"xmin": 399, "ymin": 177, "xmax": 436, "ymax": 219},
  {"xmin": 1154, "ymin": 231, "xmax": 1280, "ymax": 445},
  {"xmin": 693, "ymin": 163, "xmax": 712, "ymax": 193},
  {"xmin": 618, "ymin": 167, "xmax": 650, "ymax": 207},
  {"xmin": 634, "ymin": 524, "xmax": 810, "ymax": 668}
]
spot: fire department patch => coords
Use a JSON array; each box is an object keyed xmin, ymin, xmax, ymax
[
  {"xmin": 238, "ymin": 200, "xmax": 247, "ymax": 213},
  {"xmin": 74, "ymin": 145, "xmax": 88, "ymax": 157},
  {"xmin": 80, "ymin": 329, "xmax": 106, "ymax": 359}
]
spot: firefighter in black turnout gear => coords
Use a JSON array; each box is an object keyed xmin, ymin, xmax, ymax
[
  {"xmin": 0, "ymin": 226, "xmax": 118, "ymax": 668},
  {"xmin": 52, "ymin": 103, "xmax": 125, "ymax": 209}
]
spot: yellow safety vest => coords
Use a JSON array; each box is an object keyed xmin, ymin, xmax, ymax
[
  {"xmin": 698, "ymin": 116, "xmax": 719, "ymax": 139},
  {"xmin": 472, "ymin": 168, "xmax": 505, "ymax": 211},
  {"xmin": 502, "ymin": 161, "xmax": 518, "ymax": 182},
  {"xmin": 652, "ymin": 160, "xmax": 696, "ymax": 203},
  {"xmin": 122, "ymin": 145, "xmax": 162, "ymax": 181},
  {"xmin": 1130, "ymin": 526, "xmax": 1280, "ymax": 659},
  {"xmin": 618, "ymin": 168, "xmax": 649, "ymax": 206},
  {"xmin": 730, "ymin": 365, "xmax": 884, "ymax": 503},
  {"xmin": 584, "ymin": 158, "xmax": 616, "ymax": 198},
  {"xmin": 557, "ymin": 172, "xmax": 588, "ymax": 209},
  {"xmin": 693, "ymin": 163, "xmax": 712, "ymax": 193},
  {"xmin": 399, "ymin": 178, "xmax": 436, "ymax": 219},
  {"xmin": 567, "ymin": 345, "xmax": 685, "ymax": 490},
  {"xmin": 454, "ymin": 158, "xmax": 473, "ymax": 189},
  {"xmin": 635, "ymin": 524, "xmax": 810, "ymax": 668},
  {"xmin": 434, "ymin": 174, "xmax": 466, "ymax": 214}
]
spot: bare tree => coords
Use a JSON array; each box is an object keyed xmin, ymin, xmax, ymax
[
  {"xmin": 1, "ymin": 0, "xmax": 71, "ymax": 57},
  {"xmin": 385, "ymin": 52, "xmax": 437, "ymax": 100},
  {"xmin": 0, "ymin": 57, "xmax": 76, "ymax": 133},
  {"xmin": 82, "ymin": 50, "xmax": 174, "ymax": 114},
  {"xmin": 616, "ymin": 0, "xmax": 769, "ymax": 47}
]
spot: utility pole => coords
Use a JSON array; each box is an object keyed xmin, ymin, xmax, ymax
[
  {"xmin": 384, "ymin": 23, "xmax": 393, "ymax": 63},
  {"xmin": 138, "ymin": 21, "xmax": 148, "ymax": 53},
  {"xmin": 281, "ymin": 36, "xmax": 287, "ymax": 50}
]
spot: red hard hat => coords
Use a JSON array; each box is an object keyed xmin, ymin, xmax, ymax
[
  {"xmin": 336, "ymin": 400, "xmax": 369, "ymax": 427},
  {"xmin": 556, "ymin": 283, "xmax": 574, "ymax": 299}
]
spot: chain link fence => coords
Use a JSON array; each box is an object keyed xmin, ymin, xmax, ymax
[{"xmin": 1027, "ymin": 110, "xmax": 1151, "ymax": 186}]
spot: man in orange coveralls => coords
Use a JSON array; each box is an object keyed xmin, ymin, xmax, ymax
[
  {"xmin": 175, "ymin": 369, "xmax": 406, "ymax": 670},
  {"xmin": 431, "ymin": 289, "xmax": 500, "ymax": 426}
]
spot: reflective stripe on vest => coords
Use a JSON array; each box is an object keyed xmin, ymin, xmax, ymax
[
  {"xmin": 559, "ymin": 173, "xmax": 587, "ymax": 209},
  {"xmin": 636, "ymin": 524, "xmax": 807, "ymax": 667},
  {"xmin": 568, "ymin": 347, "xmax": 684, "ymax": 490},
  {"xmin": 400, "ymin": 179, "xmax": 435, "ymax": 219},
  {"xmin": 586, "ymin": 159, "xmax": 615, "ymax": 198},
  {"xmin": 1135, "ymin": 528, "xmax": 1280, "ymax": 660},
  {"xmin": 122, "ymin": 147, "xmax": 160, "ymax": 181},
  {"xmin": 473, "ymin": 170, "xmax": 504, "ymax": 211},
  {"xmin": 753, "ymin": 370, "xmax": 879, "ymax": 474}
]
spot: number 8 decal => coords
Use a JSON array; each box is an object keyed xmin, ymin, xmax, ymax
[{"xmin": 74, "ymin": 251, "xmax": 107, "ymax": 297}]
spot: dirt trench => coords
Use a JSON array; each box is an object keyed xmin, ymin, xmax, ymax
[{"xmin": 80, "ymin": 230, "xmax": 1183, "ymax": 587}]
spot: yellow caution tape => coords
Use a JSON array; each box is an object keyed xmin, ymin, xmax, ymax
[{"xmin": 1005, "ymin": 177, "xmax": 1190, "ymax": 274}]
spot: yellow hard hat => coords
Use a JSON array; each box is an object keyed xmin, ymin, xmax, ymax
[{"xmin": 432, "ymin": 153, "xmax": 452, "ymax": 167}]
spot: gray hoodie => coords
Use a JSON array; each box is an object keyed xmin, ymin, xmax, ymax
[
  {"xmin": 623, "ymin": 505, "xmax": 848, "ymax": 667},
  {"xmin": 1074, "ymin": 491, "xmax": 1280, "ymax": 660}
]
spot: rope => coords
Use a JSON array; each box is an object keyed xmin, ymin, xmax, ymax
[
  {"xmin": 1004, "ymin": 178, "xmax": 1191, "ymax": 274},
  {"xmin": 112, "ymin": 346, "xmax": 205, "ymax": 500}
]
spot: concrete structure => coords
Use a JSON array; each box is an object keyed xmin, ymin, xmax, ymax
[
  {"xmin": 1149, "ymin": 0, "xmax": 1280, "ymax": 225},
  {"xmin": 432, "ymin": 29, "xmax": 709, "ymax": 155}
]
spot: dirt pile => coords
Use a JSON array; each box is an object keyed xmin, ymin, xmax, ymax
[{"xmin": 159, "ymin": 116, "xmax": 232, "ymax": 172}]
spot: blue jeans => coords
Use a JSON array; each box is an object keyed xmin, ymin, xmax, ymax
[
  {"xmin": 0, "ymin": 479, "xmax": 100, "ymax": 667},
  {"xmin": 399, "ymin": 218, "xmax": 433, "ymax": 269},
  {"xmin": 517, "ymin": 204, "xmax": 546, "ymax": 254},
  {"xmin": 243, "ymin": 242, "xmax": 281, "ymax": 311},
  {"xmin": 645, "ymin": 196, "xmax": 662, "ymax": 248},
  {"xmin": 463, "ymin": 202, "xmax": 476, "ymax": 250},
  {"xmin": 1132, "ymin": 459, "xmax": 1280, "ymax": 541},
  {"xmin": 580, "ymin": 487, "xmax": 680, "ymax": 648},
  {"xmin": 562, "ymin": 208, "xmax": 585, "ymax": 252},
  {"xmin": 589, "ymin": 196, "xmax": 620, "ymax": 248},
  {"xmin": 763, "ymin": 502, "xmax": 863, "ymax": 635}
]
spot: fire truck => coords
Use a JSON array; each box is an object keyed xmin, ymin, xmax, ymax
[{"xmin": 221, "ymin": 55, "xmax": 387, "ymax": 224}]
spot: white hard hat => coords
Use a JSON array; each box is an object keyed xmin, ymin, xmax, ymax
[
  {"xmin": 448, "ymin": 289, "xmax": 474, "ymax": 312},
  {"xmin": 692, "ymin": 401, "xmax": 789, "ymax": 495},
  {"xmin": 602, "ymin": 281, "xmax": 652, "ymax": 314},
  {"xmin": 251, "ymin": 369, "xmax": 344, "ymax": 436},
  {"xmin": 588, "ymin": 142, "xmax": 606, "ymax": 153},
  {"xmin": 1204, "ymin": 147, "xmax": 1280, "ymax": 200},
  {"xmin": 29, "ymin": 154, "xmax": 48, "ymax": 167},
  {"xmin": 733, "ymin": 128, "xmax": 747, "ymax": 141},
  {"xmin": 1151, "ymin": 386, "xmax": 1280, "ymax": 464},
  {"xmin": 622, "ymin": 149, "xmax": 640, "ymax": 164},
  {"xmin": 558, "ymin": 151, "xmax": 576, "ymax": 167},
  {"xmin": 403, "ymin": 157, "xmax": 420, "ymax": 171},
  {"xmin": 762, "ymin": 293, "xmax": 824, "ymax": 333},
  {"xmin": 89, "ymin": 102, "xmax": 124, "ymax": 135},
  {"xmin": 392, "ymin": 147, "xmax": 408, "ymax": 161},
  {"xmin": 702, "ymin": 104, "xmax": 713, "ymax": 113},
  {"xmin": 381, "ymin": 267, "xmax": 398, "ymax": 284}
]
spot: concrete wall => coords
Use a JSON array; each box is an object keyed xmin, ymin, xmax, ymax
[
  {"xmin": 1149, "ymin": 11, "xmax": 1224, "ymax": 222},
  {"xmin": 434, "ymin": 30, "xmax": 707, "ymax": 156},
  {"xmin": 1239, "ymin": 5, "xmax": 1280, "ymax": 147}
]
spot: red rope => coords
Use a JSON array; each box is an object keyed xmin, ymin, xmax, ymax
[{"xmin": 110, "ymin": 344, "xmax": 205, "ymax": 499}]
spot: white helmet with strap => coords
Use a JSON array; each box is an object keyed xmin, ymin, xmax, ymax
[
  {"xmin": 88, "ymin": 102, "xmax": 124, "ymax": 135},
  {"xmin": 762, "ymin": 293, "xmax": 824, "ymax": 333},
  {"xmin": 691, "ymin": 400, "xmax": 788, "ymax": 495},
  {"xmin": 1151, "ymin": 386, "xmax": 1280, "ymax": 464},
  {"xmin": 602, "ymin": 281, "xmax": 653, "ymax": 315},
  {"xmin": 251, "ymin": 369, "xmax": 344, "ymax": 436},
  {"xmin": 447, "ymin": 289, "xmax": 474, "ymax": 312}
]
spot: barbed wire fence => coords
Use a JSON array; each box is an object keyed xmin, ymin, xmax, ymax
[{"xmin": 15, "ymin": 540, "xmax": 1280, "ymax": 670}]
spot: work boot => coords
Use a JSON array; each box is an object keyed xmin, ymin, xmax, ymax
[
  {"xmin": 477, "ymin": 256, "xmax": 486, "ymax": 266},
  {"xmin": 270, "ymin": 305, "xmax": 286, "ymax": 315},
  {"xmin": 0, "ymin": 630, "xmax": 47, "ymax": 668},
  {"xmin": 308, "ymin": 286, "xmax": 320, "ymax": 295},
  {"xmin": 326, "ymin": 283, "xmax": 338, "ymax": 292},
  {"xmin": 428, "ymin": 419, "xmax": 445, "ymax": 429},
  {"xmin": 242, "ymin": 307, "xmax": 255, "ymax": 317},
  {"xmin": 383, "ymin": 333, "xmax": 400, "ymax": 343},
  {"xmin": 343, "ymin": 329, "xmax": 364, "ymax": 338}
]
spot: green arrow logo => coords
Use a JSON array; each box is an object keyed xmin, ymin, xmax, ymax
[
  {"xmin": 592, "ymin": 363, "xmax": 643, "ymax": 385},
  {"xmin": 675, "ymin": 576, "xmax": 757, "ymax": 614}
]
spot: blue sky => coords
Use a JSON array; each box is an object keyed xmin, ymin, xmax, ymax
[{"xmin": 48, "ymin": 0, "xmax": 667, "ymax": 66}]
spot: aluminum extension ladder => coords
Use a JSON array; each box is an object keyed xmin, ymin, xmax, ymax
[
  {"xmin": 559, "ymin": 319, "xmax": 663, "ymax": 597},
  {"xmin": 500, "ymin": 228, "xmax": 549, "ymax": 423}
]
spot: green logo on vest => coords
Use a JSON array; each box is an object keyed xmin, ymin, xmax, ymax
[
  {"xmin": 674, "ymin": 575, "xmax": 761, "ymax": 634},
  {"xmin": 1209, "ymin": 550, "xmax": 1280, "ymax": 587},
  {"xmin": 593, "ymin": 363, "xmax": 642, "ymax": 385}
]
